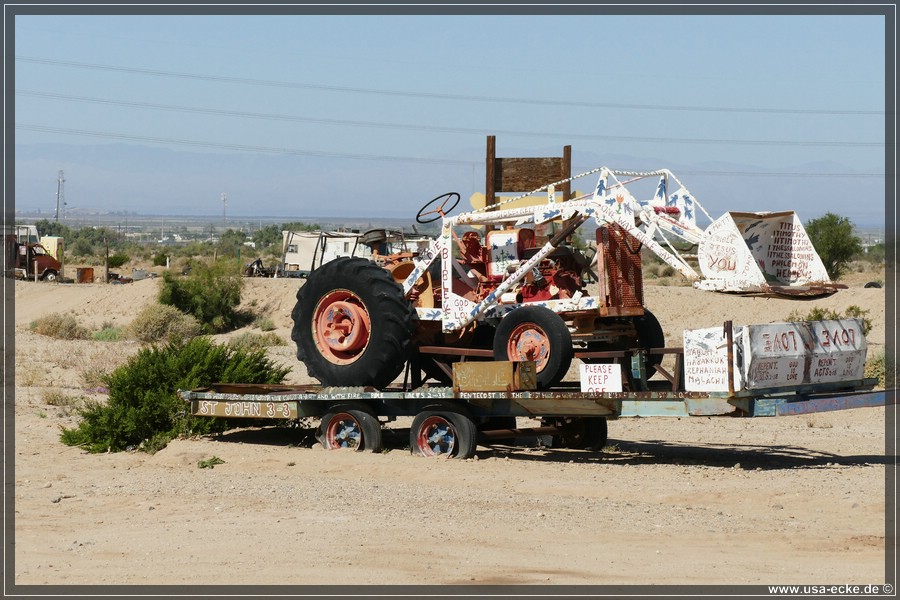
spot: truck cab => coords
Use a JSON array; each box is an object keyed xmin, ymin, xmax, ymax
[{"xmin": 5, "ymin": 236, "xmax": 62, "ymax": 281}]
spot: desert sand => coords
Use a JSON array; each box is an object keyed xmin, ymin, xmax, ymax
[{"xmin": 9, "ymin": 270, "xmax": 891, "ymax": 591}]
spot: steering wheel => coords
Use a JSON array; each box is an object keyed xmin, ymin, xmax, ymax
[{"xmin": 416, "ymin": 192, "xmax": 460, "ymax": 224}]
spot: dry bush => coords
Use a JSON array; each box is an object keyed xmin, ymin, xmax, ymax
[
  {"xmin": 129, "ymin": 303, "xmax": 202, "ymax": 343},
  {"xmin": 29, "ymin": 313, "xmax": 91, "ymax": 340},
  {"xmin": 17, "ymin": 365, "xmax": 42, "ymax": 387}
]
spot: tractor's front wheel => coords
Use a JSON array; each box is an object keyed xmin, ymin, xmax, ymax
[
  {"xmin": 291, "ymin": 257, "xmax": 415, "ymax": 389},
  {"xmin": 493, "ymin": 306, "xmax": 573, "ymax": 389}
]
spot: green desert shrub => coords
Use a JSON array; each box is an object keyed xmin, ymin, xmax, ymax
[
  {"xmin": 159, "ymin": 260, "xmax": 246, "ymax": 333},
  {"xmin": 30, "ymin": 313, "xmax": 91, "ymax": 340},
  {"xmin": 107, "ymin": 253, "xmax": 130, "ymax": 269},
  {"xmin": 92, "ymin": 324, "xmax": 124, "ymax": 342},
  {"xmin": 864, "ymin": 350, "xmax": 896, "ymax": 390},
  {"xmin": 129, "ymin": 303, "xmax": 202, "ymax": 343},
  {"xmin": 785, "ymin": 306, "xmax": 872, "ymax": 336},
  {"xmin": 59, "ymin": 336, "xmax": 291, "ymax": 453}
]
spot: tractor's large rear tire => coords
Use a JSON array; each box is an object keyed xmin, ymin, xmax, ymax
[{"xmin": 291, "ymin": 257, "xmax": 415, "ymax": 389}]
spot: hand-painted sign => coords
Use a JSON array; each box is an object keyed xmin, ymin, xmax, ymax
[
  {"xmin": 683, "ymin": 326, "xmax": 744, "ymax": 392},
  {"xmin": 684, "ymin": 319, "xmax": 867, "ymax": 392},
  {"xmin": 579, "ymin": 363, "xmax": 623, "ymax": 393},
  {"xmin": 743, "ymin": 319, "xmax": 867, "ymax": 388}
]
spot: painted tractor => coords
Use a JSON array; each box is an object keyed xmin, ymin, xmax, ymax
[
  {"xmin": 292, "ymin": 177, "xmax": 674, "ymax": 391},
  {"xmin": 290, "ymin": 166, "xmax": 836, "ymax": 391}
]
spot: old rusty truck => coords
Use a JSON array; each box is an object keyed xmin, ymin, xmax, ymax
[
  {"xmin": 181, "ymin": 167, "xmax": 885, "ymax": 459},
  {"xmin": 4, "ymin": 226, "xmax": 62, "ymax": 281}
]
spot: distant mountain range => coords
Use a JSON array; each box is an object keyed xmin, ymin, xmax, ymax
[{"xmin": 13, "ymin": 142, "xmax": 887, "ymax": 229}]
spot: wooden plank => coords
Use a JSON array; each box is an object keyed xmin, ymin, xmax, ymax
[
  {"xmin": 453, "ymin": 361, "xmax": 537, "ymax": 392},
  {"xmin": 494, "ymin": 157, "xmax": 565, "ymax": 192}
]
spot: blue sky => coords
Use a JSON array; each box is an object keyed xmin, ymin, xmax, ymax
[{"xmin": 10, "ymin": 9, "xmax": 890, "ymax": 227}]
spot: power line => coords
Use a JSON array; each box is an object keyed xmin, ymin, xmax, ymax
[
  {"xmin": 16, "ymin": 55, "xmax": 884, "ymax": 116},
  {"xmin": 15, "ymin": 124, "xmax": 474, "ymax": 166},
  {"xmin": 16, "ymin": 90, "xmax": 885, "ymax": 148},
  {"xmin": 16, "ymin": 123, "xmax": 886, "ymax": 178}
]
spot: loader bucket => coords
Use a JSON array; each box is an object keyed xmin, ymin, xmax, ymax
[{"xmin": 695, "ymin": 211, "xmax": 841, "ymax": 297}]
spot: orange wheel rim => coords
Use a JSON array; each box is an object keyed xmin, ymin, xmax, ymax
[
  {"xmin": 506, "ymin": 323, "xmax": 550, "ymax": 372},
  {"xmin": 312, "ymin": 290, "xmax": 371, "ymax": 365}
]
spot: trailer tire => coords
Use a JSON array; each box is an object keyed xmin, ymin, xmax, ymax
[
  {"xmin": 318, "ymin": 403, "xmax": 383, "ymax": 452},
  {"xmin": 291, "ymin": 257, "xmax": 415, "ymax": 389},
  {"xmin": 410, "ymin": 402, "xmax": 477, "ymax": 459},
  {"xmin": 41, "ymin": 270, "xmax": 58, "ymax": 282},
  {"xmin": 493, "ymin": 306, "xmax": 573, "ymax": 389}
]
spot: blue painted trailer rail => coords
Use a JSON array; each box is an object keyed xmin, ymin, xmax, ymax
[{"xmin": 747, "ymin": 390, "xmax": 891, "ymax": 418}]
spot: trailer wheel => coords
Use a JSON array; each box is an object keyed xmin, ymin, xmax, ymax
[
  {"xmin": 549, "ymin": 417, "xmax": 608, "ymax": 450},
  {"xmin": 291, "ymin": 257, "xmax": 415, "ymax": 389},
  {"xmin": 493, "ymin": 306, "xmax": 573, "ymax": 389},
  {"xmin": 318, "ymin": 403, "xmax": 383, "ymax": 452},
  {"xmin": 410, "ymin": 402, "xmax": 477, "ymax": 459}
]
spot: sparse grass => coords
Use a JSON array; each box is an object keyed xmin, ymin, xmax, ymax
[
  {"xmin": 47, "ymin": 345, "xmax": 87, "ymax": 370},
  {"xmin": 92, "ymin": 326, "xmax": 124, "ymax": 342},
  {"xmin": 43, "ymin": 390, "xmax": 87, "ymax": 416},
  {"xmin": 30, "ymin": 313, "xmax": 91, "ymax": 340},
  {"xmin": 254, "ymin": 317, "xmax": 276, "ymax": 332},
  {"xmin": 227, "ymin": 331, "xmax": 287, "ymax": 354},
  {"xmin": 17, "ymin": 366, "xmax": 42, "ymax": 387}
]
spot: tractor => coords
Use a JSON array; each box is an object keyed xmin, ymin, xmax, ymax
[
  {"xmin": 290, "ymin": 166, "xmax": 837, "ymax": 391},
  {"xmin": 290, "ymin": 176, "xmax": 683, "ymax": 391}
]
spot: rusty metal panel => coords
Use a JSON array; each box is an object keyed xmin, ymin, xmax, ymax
[
  {"xmin": 598, "ymin": 224, "xmax": 644, "ymax": 309},
  {"xmin": 190, "ymin": 399, "xmax": 298, "ymax": 420},
  {"xmin": 453, "ymin": 361, "xmax": 536, "ymax": 392}
]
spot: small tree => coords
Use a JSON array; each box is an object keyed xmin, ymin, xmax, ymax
[{"xmin": 805, "ymin": 213, "xmax": 862, "ymax": 280}]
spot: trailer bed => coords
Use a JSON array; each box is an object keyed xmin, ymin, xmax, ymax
[{"xmin": 181, "ymin": 380, "xmax": 887, "ymax": 422}]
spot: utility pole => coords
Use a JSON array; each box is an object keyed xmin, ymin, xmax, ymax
[
  {"xmin": 55, "ymin": 170, "xmax": 65, "ymax": 222},
  {"xmin": 221, "ymin": 192, "xmax": 227, "ymax": 231}
]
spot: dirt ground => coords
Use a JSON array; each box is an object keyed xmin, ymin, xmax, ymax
[{"xmin": 8, "ymin": 268, "xmax": 892, "ymax": 592}]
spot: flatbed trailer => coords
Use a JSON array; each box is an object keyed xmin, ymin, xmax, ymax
[{"xmin": 180, "ymin": 347, "xmax": 889, "ymax": 459}]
